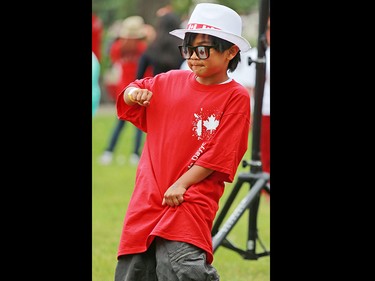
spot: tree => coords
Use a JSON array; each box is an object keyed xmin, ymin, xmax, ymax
[{"xmin": 93, "ymin": 0, "xmax": 193, "ymax": 29}]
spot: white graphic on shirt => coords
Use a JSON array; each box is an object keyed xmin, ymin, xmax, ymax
[
  {"xmin": 196, "ymin": 118, "xmax": 202, "ymax": 136},
  {"xmin": 204, "ymin": 115, "xmax": 219, "ymax": 133},
  {"xmin": 192, "ymin": 109, "xmax": 221, "ymax": 141},
  {"xmin": 188, "ymin": 142, "xmax": 207, "ymax": 169}
]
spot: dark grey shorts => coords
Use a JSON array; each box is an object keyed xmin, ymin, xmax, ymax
[{"xmin": 114, "ymin": 236, "xmax": 220, "ymax": 281}]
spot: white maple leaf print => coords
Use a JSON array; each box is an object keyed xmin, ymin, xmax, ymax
[
  {"xmin": 192, "ymin": 110, "xmax": 221, "ymax": 140},
  {"xmin": 203, "ymin": 115, "xmax": 219, "ymax": 133}
]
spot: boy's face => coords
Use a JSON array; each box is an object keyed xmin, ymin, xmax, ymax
[{"xmin": 187, "ymin": 34, "xmax": 238, "ymax": 83}]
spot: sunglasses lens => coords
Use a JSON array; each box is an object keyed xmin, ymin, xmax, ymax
[
  {"xmin": 178, "ymin": 45, "xmax": 213, "ymax": 60},
  {"xmin": 180, "ymin": 46, "xmax": 192, "ymax": 59},
  {"xmin": 196, "ymin": 46, "xmax": 208, "ymax": 59}
]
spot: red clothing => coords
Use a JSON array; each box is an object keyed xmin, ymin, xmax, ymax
[
  {"xmin": 261, "ymin": 115, "xmax": 270, "ymax": 174},
  {"xmin": 109, "ymin": 39, "xmax": 123, "ymax": 63},
  {"xmin": 105, "ymin": 39, "xmax": 153, "ymax": 101},
  {"xmin": 116, "ymin": 70, "xmax": 251, "ymax": 264},
  {"xmin": 92, "ymin": 14, "xmax": 103, "ymax": 61}
]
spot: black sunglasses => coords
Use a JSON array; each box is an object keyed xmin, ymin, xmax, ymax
[{"xmin": 178, "ymin": 45, "xmax": 217, "ymax": 60}]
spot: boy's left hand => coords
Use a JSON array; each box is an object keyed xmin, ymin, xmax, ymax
[{"xmin": 162, "ymin": 183, "xmax": 187, "ymax": 207}]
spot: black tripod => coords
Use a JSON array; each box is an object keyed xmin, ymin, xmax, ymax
[{"xmin": 211, "ymin": 0, "xmax": 270, "ymax": 260}]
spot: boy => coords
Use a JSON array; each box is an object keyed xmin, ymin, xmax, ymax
[{"xmin": 114, "ymin": 3, "xmax": 251, "ymax": 280}]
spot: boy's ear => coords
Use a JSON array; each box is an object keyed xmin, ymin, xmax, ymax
[{"xmin": 227, "ymin": 45, "xmax": 240, "ymax": 60}]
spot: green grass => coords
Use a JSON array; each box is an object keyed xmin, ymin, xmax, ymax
[{"xmin": 92, "ymin": 104, "xmax": 270, "ymax": 281}]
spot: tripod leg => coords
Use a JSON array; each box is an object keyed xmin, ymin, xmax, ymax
[
  {"xmin": 212, "ymin": 176, "xmax": 246, "ymax": 236},
  {"xmin": 247, "ymin": 188, "xmax": 260, "ymax": 252},
  {"xmin": 212, "ymin": 176, "xmax": 268, "ymax": 252}
]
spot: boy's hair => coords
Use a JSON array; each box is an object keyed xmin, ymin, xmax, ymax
[{"xmin": 183, "ymin": 32, "xmax": 241, "ymax": 72}]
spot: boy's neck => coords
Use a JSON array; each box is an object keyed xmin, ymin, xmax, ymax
[{"xmin": 195, "ymin": 74, "xmax": 230, "ymax": 85}]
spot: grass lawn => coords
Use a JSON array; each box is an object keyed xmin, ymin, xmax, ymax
[{"xmin": 92, "ymin": 104, "xmax": 270, "ymax": 281}]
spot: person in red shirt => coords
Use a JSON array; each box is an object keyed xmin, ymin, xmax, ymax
[
  {"xmin": 114, "ymin": 3, "xmax": 252, "ymax": 280},
  {"xmin": 110, "ymin": 16, "xmax": 153, "ymax": 96},
  {"xmin": 99, "ymin": 16, "xmax": 154, "ymax": 166},
  {"xmin": 261, "ymin": 16, "xmax": 270, "ymax": 178},
  {"xmin": 92, "ymin": 13, "xmax": 103, "ymax": 61}
]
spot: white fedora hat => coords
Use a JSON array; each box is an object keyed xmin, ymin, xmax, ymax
[{"xmin": 170, "ymin": 3, "xmax": 251, "ymax": 52}]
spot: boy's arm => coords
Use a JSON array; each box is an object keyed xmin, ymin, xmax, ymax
[{"xmin": 162, "ymin": 165, "xmax": 213, "ymax": 207}]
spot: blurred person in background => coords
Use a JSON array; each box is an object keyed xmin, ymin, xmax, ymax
[
  {"xmin": 92, "ymin": 52, "xmax": 101, "ymax": 117},
  {"xmin": 229, "ymin": 16, "xmax": 270, "ymax": 194},
  {"xmin": 92, "ymin": 13, "xmax": 103, "ymax": 62},
  {"xmin": 99, "ymin": 16, "xmax": 154, "ymax": 166},
  {"xmin": 128, "ymin": 9, "xmax": 185, "ymax": 162},
  {"xmin": 102, "ymin": 19, "xmax": 124, "ymax": 102},
  {"xmin": 156, "ymin": 2, "xmax": 174, "ymax": 17},
  {"xmin": 228, "ymin": 48, "xmax": 257, "ymax": 104},
  {"xmin": 103, "ymin": 20, "xmax": 156, "ymax": 102},
  {"xmin": 92, "ymin": 13, "xmax": 103, "ymax": 118},
  {"xmin": 260, "ymin": 16, "xmax": 270, "ymax": 178},
  {"xmin": 138, "ymin": 11, "xmax": 184, "ymax": 76}
]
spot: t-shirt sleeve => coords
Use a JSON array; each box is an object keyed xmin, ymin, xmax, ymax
[
  {"xmin": 195, "ymin": 89, "xmax": 251, "ymax": 182},
  {"xmin": 116, "ymin": 78, "xmax": 154, "ymax": 132}
]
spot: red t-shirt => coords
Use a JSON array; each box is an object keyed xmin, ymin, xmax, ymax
[
  {"xmin": 116, "ymin": 70, "xmax": 251, "ymax": 264},
  {"xmin": 92, "ymin": 14, "xmax": 102, "ymax": 61},
  {"xmin": 108, "ymin": 39, "xmax": 123, "ymax": 63},
  {"xmin": 107, "ymin": 39, "xmax": 153, "ymax": 101}
]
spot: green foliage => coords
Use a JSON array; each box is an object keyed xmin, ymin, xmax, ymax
[
  {"xmin": 171, "ymin": 0, "xmax": 194, "ymax": 18},
  {"xmin": 217, "ymin": 0, "xmax": 259, "ymax": 14},
  {"xmin": 93, "ymin": 0, "xmax": 259, "ymax": 30},
  {"xmin": 92, "ymin": 105, "xmax": 270, "ymax": 281},
  {"xmin": 93, "ymin": 0, "xmax": 190, "ymax": 29}
]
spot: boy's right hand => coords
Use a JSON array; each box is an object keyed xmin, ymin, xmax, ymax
[{"xmin": 125, "ymin": 87, "xmax": 153, "ymax": 107}]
